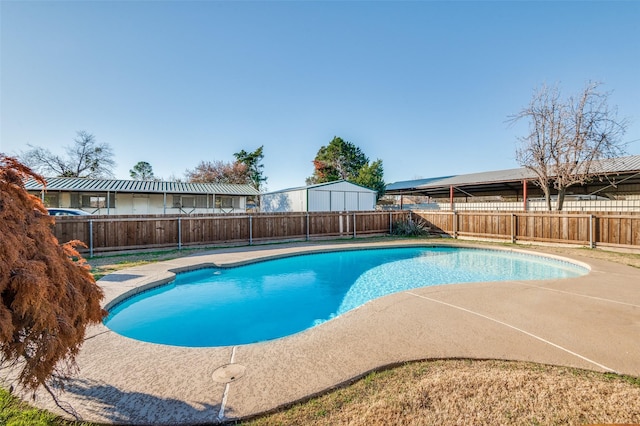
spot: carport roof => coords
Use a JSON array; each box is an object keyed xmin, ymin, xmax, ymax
[
  {"xmin": 385, "ymin": 176, "xmax": 456, "ymax": 192},
  {"xmin": 25, "ymin": 177, "xmax": 260, "ymax": 196},
  {"xmin": 385, "ymin": 155, "xmax": 640, "ymax": 197}
]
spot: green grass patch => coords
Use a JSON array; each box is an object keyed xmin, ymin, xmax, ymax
[{"xmin": 0, "ymin": 387, "xmax": 85, "ymax": 426}]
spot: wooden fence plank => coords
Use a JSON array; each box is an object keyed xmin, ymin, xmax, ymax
[{"xmin": 50, "ymin": 210, "xmax": 639, "ymax": 254}]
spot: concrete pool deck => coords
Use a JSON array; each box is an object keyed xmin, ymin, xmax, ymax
[{"xmin": 11, "ymin": 240, "xmax": 640, "ymax": 425}]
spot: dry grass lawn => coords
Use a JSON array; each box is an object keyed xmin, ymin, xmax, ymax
[{"xmin": 245, "ymin": 360, "xmax": 640, "ymax": 426}]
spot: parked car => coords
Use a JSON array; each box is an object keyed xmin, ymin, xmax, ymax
[{"xmin": 46, "ymin": 208, "xmax": 92, "ymax": 216}]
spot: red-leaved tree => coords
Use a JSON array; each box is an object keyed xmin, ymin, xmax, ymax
[
  {"xmin": 185, "ymin": 160, "xmax": 250, "ymax": 184},
  {"xmin": 0, "ymin": 154, "xmax": 105, "ymax": 396}
]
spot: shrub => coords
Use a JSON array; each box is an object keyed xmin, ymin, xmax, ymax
[
  {"xmin": 0, "ymin": 155, "xmax": 106, "ymax": 396},
  {"xmin": 392, "ymin": 219, "xmax": 430, "ymax": 236}
]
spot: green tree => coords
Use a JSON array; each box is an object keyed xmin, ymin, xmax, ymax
[
  {"xmin": 307, "ymin": 137, "xmax": 385, "ymax": 200},
  {"xmin": 307, "ymin": 137, "xmax": 368, "ymax": 184},
  {"xmin": 353, "ymin": 159, "xmax": 385, "ymax": 199},
  {"xmin": 233, "ymin": 146, "xmax": 266, "ymax": 191},
  {"xmin": 130, "ymin": 161, "xmax": 155, "ymax": 181}
]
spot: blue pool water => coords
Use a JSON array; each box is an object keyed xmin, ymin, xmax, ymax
[{"xmin": 104, "ymin": 247, "xmax": 588, "ymax": 347}]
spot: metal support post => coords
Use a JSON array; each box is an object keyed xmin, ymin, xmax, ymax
[{"xmin": 89, "ymin": 219, "xmax": 94, "ymax": 258}]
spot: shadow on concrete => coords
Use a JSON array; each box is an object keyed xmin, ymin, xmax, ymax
[
  {"xmin": 99, "ymin": 273, "xmax": 144, "ymax": 282},
  {"xmin": 56, "ymin": 377, "xmax": 223, "ymax": 425}
]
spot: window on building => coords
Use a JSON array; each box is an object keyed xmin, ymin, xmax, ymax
[
  {"xmin": 216, "ymin": 196, "xmax": 233, "ymax": 209},
  {"xmin": 70, "ymin": 193, "xmax": 80, "ymax": 208},
  {"xmin": 182, "ymin": 196, "xmax": 195, "ymax": 208},
  {"xmin": 172, "ymin": 195, "xmax": 201, "ymax": 209},
  {"xmin": 172, "ymin": 194, "xmax": 235, "ymax": 210},
  {"xmin": 81, "ymin": 195, "xmax": 114, "ymax": 208},
  {"xmin": 215, "ymin": 196, "xmax": 240, "ymax": 210},
  {"xmin": 195, "ymin": 195, "xmax": 208, "ymax": 208},
  {"xmin": 43, "ymin": 193, "xmax": 59, "ymax": 208}
]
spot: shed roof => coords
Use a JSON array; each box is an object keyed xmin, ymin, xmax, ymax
[
  {"xmin": 25, "ymin": 177, "xmax": 260, "ymax": 196},
  {"xmin": 262, "ymin": 180, "xmax": 376, "ymax": 195}
]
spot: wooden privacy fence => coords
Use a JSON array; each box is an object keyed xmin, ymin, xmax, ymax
[
  {"xmin": 52, "ymin": 211, "xmax": 410, "ymax": 255},
  {"xmin": 412, "ymin": 211, "xmax": 640, "ymax": 249}
]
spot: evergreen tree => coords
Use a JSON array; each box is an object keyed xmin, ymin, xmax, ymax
[
  {"xmin": 129, "ymin": 161, "xmax": 155, "ymax": 181},
  {"xmin": 233, "ymin": 146, "xmax": 266, "ymax": 191},
  {"xmin": 353, "ymin": 159, "xmax": 385, "ymax": 200}
]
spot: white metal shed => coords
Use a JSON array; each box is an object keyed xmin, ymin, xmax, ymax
[{"xmin": 261, "ymin": 180, "xmax": 377, "ymax": 212}]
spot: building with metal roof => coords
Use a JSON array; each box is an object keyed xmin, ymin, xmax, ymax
[
  {"xmin": 25, "ymin": 177, "xmax": 260, "ymax": 215},
  {"xmin": 385, "ymin": 155, "xmax": 640, "ymax": 210},
  {"xmin": 261, "ymin": 180, "xmax": 377, "ymax": 212}
]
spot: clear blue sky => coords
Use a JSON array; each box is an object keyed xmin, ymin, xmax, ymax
[{"xmin": 2, "ymin": 1, "xmax": 639, "ymax": 191}]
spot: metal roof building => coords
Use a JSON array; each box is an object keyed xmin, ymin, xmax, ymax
[
  {"xmin": 25, "ymin": 177, "xmax": 260, "ymax": 215},
  {"xmin": 261, "ymin": 180, "xmax": 377, "ymax": 212},
  {"xmin": 25, "ymin": 177, "xmax": 259, "ymax": 196},
  {"xmin": 386, "ymin": 155, "xmax": 640, "ymax": 201}
]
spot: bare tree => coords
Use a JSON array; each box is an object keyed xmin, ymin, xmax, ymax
[
  {"xmin": 510, "ymin": 82, "xmax": 628, "ymax": 210},
  {"xmin": 511, "ymin": 85, "xmax": 564, "ymax": 210},
  {"xmin": 21, "ymin": 131, "xmax": 116, "ymax": 178}
]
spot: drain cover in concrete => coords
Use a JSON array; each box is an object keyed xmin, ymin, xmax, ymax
[{"xmin": 212, "ymin": 364, "xmax": 246, "ymax": 383}]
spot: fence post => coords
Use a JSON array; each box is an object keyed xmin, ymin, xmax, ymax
[
  {"xmin": 89, "ymin": 219, "xmax": 94, "ymax": 258},
  {"xmin": 453, "ymin": 211, "xmax": 458, "ymax": 238},
  {"xmin": 353, "ymin": 212, "xmax": 356, "ymax": 239},
  {"xmin": 389, "ymin": 211, "xmax": 393, "ymax": 234},
  {"xmin": 306, "ymin": 212, "xmax": 310, "ymax": 241},
  {"xmin": 178, "ymin": 216, "xmax": 182, "ymax": 250},
  {"xmin": 249, "ymin": 215, "xmax": 253, "ymax": 245},
  {"xmin": 589, "ymin": 214, "xmax": 595, "ymax": 249},
  {"xmin": 511, "ymin": 213, "xmax": 516, "ymax": 244}
]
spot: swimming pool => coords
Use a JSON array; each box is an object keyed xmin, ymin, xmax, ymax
[{"xmin": 104, "ymin": 247, "xmax": 588, "ymax": 347}]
